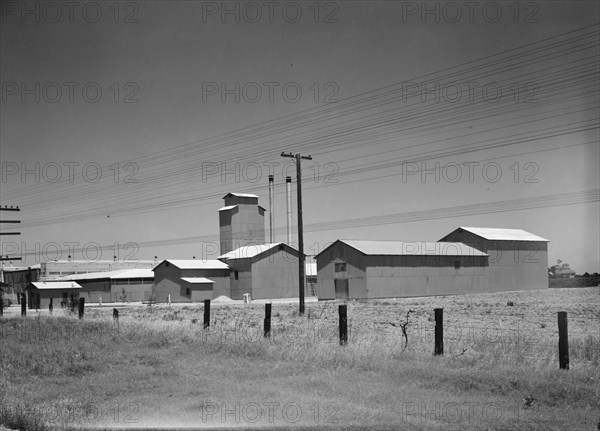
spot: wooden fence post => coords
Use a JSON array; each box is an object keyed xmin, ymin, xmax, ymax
[
  {"xmin": 558, "ymin": 311, "xmax": 569, "ymax": 370},
  {"xmin": 434, "ymin": 308, "xmax": 443, "ymax": 355},
  {"xmin": 49, "ymin": 297, "xmax": 53, "ymax": 314},
  {"xmin": 0, "ymin": 295, "xmax": 3, "ymax": 317},
  {"xmin": 264, "ymin": 303, "xmax": 271, "ymax": 338},
  {"xmin": 21, "ymin": 293, "xmax": 26, "ymax": 317},
  {"xmin": 113, "ymin": 308, "xmax": 119, "ymax": 321},
  {"xmin": 78, "ymin": 298, "xmax": 85, "ymax": 319},
  {"xmin": 339, "ymin": 304, "xmax": 348, "ymax": 345},
  {"xmin": 204, "ymin": 299, "xmax": 211, "ymax": 329}
]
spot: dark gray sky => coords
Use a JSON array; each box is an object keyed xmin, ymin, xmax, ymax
[{"xmin": 1, "ymin": 1, "xmax": 599, "ymax": 272}]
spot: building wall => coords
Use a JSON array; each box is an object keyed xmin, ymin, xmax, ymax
[
  {"xmin": 77, "ymin": 280, "xmax": 111, "ymax": 302},
  {"xmin": 181, "ymin": 280, "xmax": 213, "ymax": 302},
  {"xmin": 154, "ymin": 262, "xmax": 186, "ymax": 302},
  {"xmin": 154, "ymin": 263, "xmax": 230, "ymax": 302},
  {"xmin": 364, "ymin": 255, "xmax": 489, "ymax": 298},
  {"xmin": 228, "ymin": 260, "xmax": 252, "ymax": 300},
  {"xmin": 181, "ymin": 269, "xmax": 230, "ymax": 299},
  {"xmin": 250, "ymin": 248, "xmax": 299, "ymax": 299},
  {"xmin": 316, "ymin": 242, "xmax": 367, "ymax": 300},
  {"xmin": 316, "ymin": 242, "xmax": 490, "ymax": 300},
  {"xmin": 110, "ymin": 280, "xmax": 154, "ymax": 302},
  {"xmin": 440, "ymin": 231, "xmax": 548, "ymax": 292},
  {"xmin": 2, "ymin": 268, "xmax": 39, "ymax": 296}
]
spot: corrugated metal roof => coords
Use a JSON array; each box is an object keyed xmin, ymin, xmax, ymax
[
  {"xmin": 339, "ymin": 240, "xmax": 489, "ymax": 256},
  {"xmin": 30, "ymin": 281, "xmax": 82, "ymax": 290},
  {"xmin": 1, "ymin": 264, "xmax": 41, "ymax": 271},
  {"xmin": 218, "ymin": 205, "xmax": 238, "ymax": 212},
  {"xmin": 455, "ymin": 227, "xmax": 549, "ymax": 242},
  {"xmin": 223, "ymin": 193, "xmax": 259, "ymax": 199},
  {"xmin": 157, "ymin": 260, "xmax": 230, "ymax": 270},
  {"xmin": 218, "ymin": 243, "xmax": 291, "ymax": 260},
  {"xmin": 61, "ymin": 268, "xmax": 154, "ymax": 281},
  {"xmin": 181, "ymin": 277, "xmax": 214, "ymax": 283}
]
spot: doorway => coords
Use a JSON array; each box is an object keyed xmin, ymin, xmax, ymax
[{"xmin": 334, "ymin": 279, "xmax": 349, "ymax": 299}]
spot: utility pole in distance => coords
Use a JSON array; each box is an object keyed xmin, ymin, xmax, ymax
[
  {"xmin": 1, "ymin": 206, "xmax": 22, "ymax": 262},
  {"xmin": 281, "ymin": 152, "xmax": 312, "ymax": 316}
]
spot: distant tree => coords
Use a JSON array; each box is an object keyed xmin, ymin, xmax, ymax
[{"xmin": 583, "ymin": 272, "xmax": 591, "ymax": 277}]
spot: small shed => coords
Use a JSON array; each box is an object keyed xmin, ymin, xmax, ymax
[
  {"xmin": 153, "ymin": 259, "xmax": 230, "ymax": 303},
  {"xmin": 26, "ymin": 281, "xmax": 82, "ymax": 309},
  {"xmin": 315, "ymin": 240, "xmax": 489, "ymax": 300},
  {"xmin": 218, "ymin": 243, "xmax": 300, "ymax": 300}
]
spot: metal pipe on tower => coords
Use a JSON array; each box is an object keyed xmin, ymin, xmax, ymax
[
  {"xmin": 268, "ymin": 175, "xmax": 274, "ymax": 243},
  {"xmin": 286, "ymin": 176, "xmax": 292, "ymax": 245}
]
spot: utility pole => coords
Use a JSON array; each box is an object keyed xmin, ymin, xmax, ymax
[
  {"xmin": 281, "ymin": 152, "xmax": 312, "ymax": 316},
  {"xmin": 0, "ymin": 206, "xmax": 21, "ymax": 261}
]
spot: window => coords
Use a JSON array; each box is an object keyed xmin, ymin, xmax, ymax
[
  {"xmin": 186, "ymin": 288, "xmax": 190, "ymax": 296},
  {"xmin": 454, "ymin": 260, "xmax": 460, "ymax": 270},
  {"xmin": 234, "ymin": 271, "xmax": 239, "ymax": 280},
  {"xmin": 335, "ymin": 262, "xmax": 347, "ymax": 272}
]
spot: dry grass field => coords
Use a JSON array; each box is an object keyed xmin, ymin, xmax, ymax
[{"xmin": 1, "ymin": 287, "xmax": 599, "ymax": 430}]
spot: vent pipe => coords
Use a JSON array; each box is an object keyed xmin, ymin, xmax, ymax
[
  {"xmin": 268, "ymin": 175, "xmax": 274, "ymax": 243},
  {"xmin": 286, "ymin": 176, "xmax": 292, "ymax": 245}
]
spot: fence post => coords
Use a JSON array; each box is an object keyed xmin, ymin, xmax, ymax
[
  {"xmin": 558, "ymin": 311, "xmax": 569, "ymax": 370},
  {"xmin": 264, "ymin": 303, "xmax": 272, "ymax": 338},
  {"xmin": 113, "ymin": 308, "xmax": 119, "ymax": 321},
  {"xmin": 339, "ymin": 304, "xmax": 348, "ymax": 345},
  {"xmin": 204, "ymin": 299, "xmax": 211, "ymax": 329},
  {"xmin": 21, "ymin": 293, "xmax": 26, "ymax": 317},
  {"xmin": 49, "ymin": 297, "xmax": 53, "ymax": 314},
  {"xmin": 434, "ymin": 308, "xmax": 443, "ymax": 355},
  {"xmin": 0, "ymin": 295, "xmax": 3, "ymax": 317},
  {"xmin": 78, "ymin": 298, "xmax": 85, "ymax": 319}
]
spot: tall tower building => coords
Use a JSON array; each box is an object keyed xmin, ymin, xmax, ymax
[{"xmin": 219, "ymin": 193, "xmax": 266, "ymax": 254}]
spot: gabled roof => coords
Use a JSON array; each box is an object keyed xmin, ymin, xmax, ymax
[
  {"xmin": 30, "ymin": 281, "xmax": 81, "ymax": 290},
  {"xmin": 60, "ymin": 269, "xmax": 154, "ymax": 281},
  {"xmin": 218, "ymin": 243, "xmax": 298, "ymax": 260},
  {"xmin": 316, "ymin": 240, "xmax": 488, "ymax": 258},
  {"xmin": 222, "ymin": 193, "xmax": 259, "ymax": 199},
  {"xmin": 181, "ymin": 277, "xmax": 214, "ymax": 283},
  {"xmin": 441, "ymin": 227, "xmax": 549, "ymax": 242},
  {"xmin": 154, "ymin": 259, "xmax": 230, "ymax": 271}
]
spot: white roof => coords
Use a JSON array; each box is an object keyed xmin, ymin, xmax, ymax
[
  {"xmin": 60, "ymin": 268, "xmax": 154, "ymax": 281},
  {"xmin": 31, "ymin": 281, "xmax": 81, "ymax": 290},
  {"xmin": 218, "ymin": 205, "xmax": 238, "ymax": 211},
  {"xmin": 1, "ymin": 264, "xmax": 41, "ymax": 271},
  {"xmin": 338, "ymin": 240, "xmax": 488, "ymax": 256},
  {"xmin": 156, "ymin": 259, "xmax": 230, "ymax": 270},
  {"xmin": 219, "ymin": 243, "xmax": 293, "ymax": 260},
  {"xmin": 456, "ymin": 227, "xmax": 549, "ymax": 242},
  {"xmin": 181, "ymin": 277, "xmax": 214, "ymax": 284},
  {"xmin": 223, "ymin": 193, "xmax": 259, "ymax": 198}
]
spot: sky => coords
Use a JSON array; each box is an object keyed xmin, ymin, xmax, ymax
[{"xmin": 1, "ymin": 0, "xmax": 599, "ymax": 273}]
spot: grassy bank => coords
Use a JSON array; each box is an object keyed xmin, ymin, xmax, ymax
[{"xmin": 1, "ymin": 288, "xmax": 599, "ymax": 430}]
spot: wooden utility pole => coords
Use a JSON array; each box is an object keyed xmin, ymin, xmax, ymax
[
  {"xmin": 281, "ymin": 152, "xmax": 312, "ymax": 316},
  {"xmin": 0, "ymin": 206, "xmax": 22, "ymax": 261}
]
